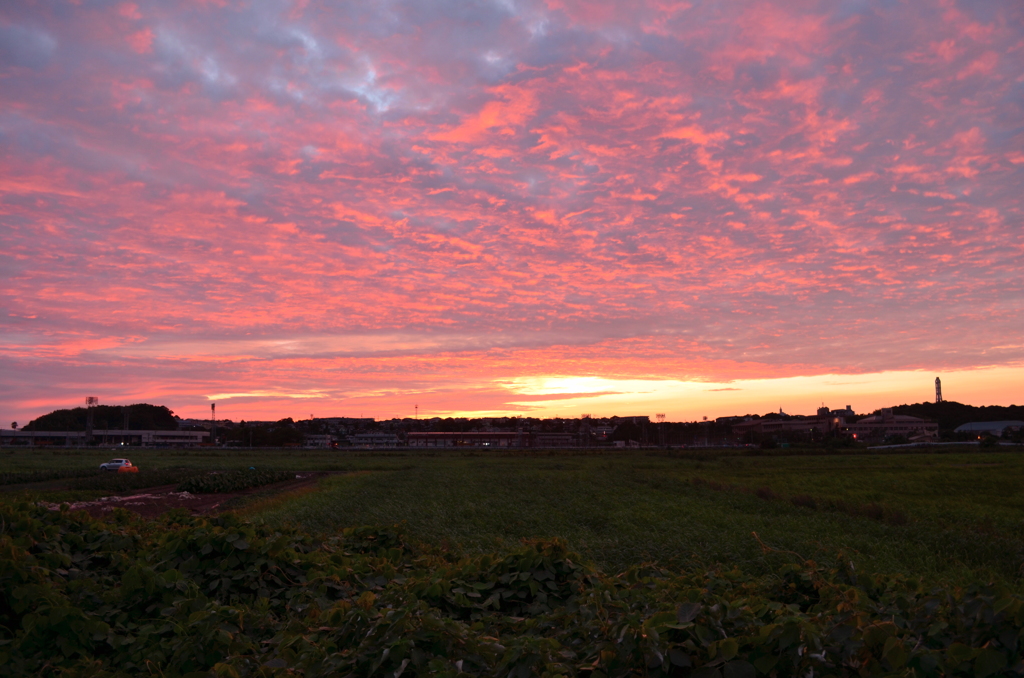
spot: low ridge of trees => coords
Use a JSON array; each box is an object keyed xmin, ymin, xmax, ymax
[
  {"xmin": 22, "ymin": 404, "xmax": 178, "ymax": 431},
  {"xmin": 891, "ymin": 401, "xmax": 1024, "ymax": 431},
  {"xmin": 222, "ymin": 418, "xmax": 304, "ymax": 447}
]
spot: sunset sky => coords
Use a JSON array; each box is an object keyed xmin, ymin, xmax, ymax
[{"xmin": 2, "ymin": 0, "xmax": 1023, "ymax": 425}]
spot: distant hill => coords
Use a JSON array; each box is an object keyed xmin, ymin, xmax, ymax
[
  {"xmin": 890, "ymin": 401, "xmax": 1024, "ymax": 431},
  {"xmin": 23, "ymin": 404, "xmax": 178, "ymax": 431}
]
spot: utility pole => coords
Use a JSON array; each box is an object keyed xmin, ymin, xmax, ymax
[
  {"xmin": 211, "ymin": 403, "xmax": 217, "ymax": 446},
  {"xmin": 86, "ymin": 397, "xmax": 98, "ymax": 445}
]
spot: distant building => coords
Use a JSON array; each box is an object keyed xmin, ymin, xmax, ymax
[
  {"xmin": 532, "ymin": 432, "xmax": 576, "ymax": 448},
  {"xmin": 177, "ymin": 418, "xmax": 212, "ymax": 429},
  {"xmin": 303, "ymin": 434, "xmax": 335, "ymax": 448},
  {"xmin": 319, "ymin": 417, "xmax": 376, "ymax": 427},
  {"xmin": 348, "ymin": 432, "xmax": 400, "ymax": 448},
  {"xmin": 611, "ymin": 416, "xmax": 651, "ymax": 424},
  {"xmin": 954, "ymin": 421, "xmax": 1024, "ymax": 438},
  {"xmin": 731, "ymin": 405, "xmax": 938, "ymax": 443},
  {"xmin": 844, "ymin": 409, "xmax": 938, "ymax": 442},
  {"xmin": 407, "ymin": 432, "xmax": 521, "ymax": 448},
  {"xmin": 0, "ymin": 429, "xmax": 209, "ymax": 446},
  {"xmin": 729, "ymin": 413, "xmax": 831, "ymax": 440},
  {"xmin": 406, "ymin": 431, "xmax": 578, "ymax": 448}
]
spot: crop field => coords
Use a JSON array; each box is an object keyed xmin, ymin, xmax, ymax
[
  {"xmin": 4, "ymin": 445, "xmax": 1024, "ymax": 584},
  {"xmin": 247, "ymin": 449, "xmax": 1024, "ymax": 587},
  {"xmin": 3, "ymin": 444, "xmax": 1024, "ymax": 676},
  {"xmin": 0, "ymin": 445, "xmax": 399, "ymax": 473}
]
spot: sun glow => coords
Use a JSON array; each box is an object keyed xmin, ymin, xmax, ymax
[{"xmin": 468, "ymin": 366, "xmax": 1024, "ymax": 421}]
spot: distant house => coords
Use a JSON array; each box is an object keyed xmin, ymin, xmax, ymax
[
  {"xmin": 532, "ymin": 432, "xmax": 576, "ymax": 448},
  {"xmin": 406, "ymin": 431, "xmax": 578, "ymax": 448},
  {"xmin": 954, "ymin": 421, "xmax": 1024, "ymax": 438},
  {"xmin": 731, "ymin": 411, "xmax": 833, "ymax": 439},
  {"xmin": 303, "ymin": 434, "xmax": 335, "ymax": 448},
  {"xmin": 349, "ymin": 432, "xmax": 400, "ymax": 448}
]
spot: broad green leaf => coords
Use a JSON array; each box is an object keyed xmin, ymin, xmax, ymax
[
  {"xmin": 678, "ymin": 602, "xmax": 702, "ymax": 623},
  {"xmin": 974, "ymin": 649, "xmax": 1007, "ymax": 678},
  {"xmin": 724, "ymin": 660, "xmax": 756, "ymax": 678}
]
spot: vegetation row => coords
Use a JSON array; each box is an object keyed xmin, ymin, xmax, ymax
[
  {"xmin": 0, "ymin": 468, "xmax": 102, "ymax": 486},
  {"xmin": 71, "ymin": 468, "xmax": 204, "ymax": 494},
  {"xmin": 0, "ymin": 468, "xmax": 297, "ymax": 497},
  {"xmin": 690, "ymin": 476, "xmax": 910, "ymax": 526},
  {"xmin": 175, "ymin": 469, "xmax": 297, "ymax": 494},
  {"xmin": 2, "ymin": 504, "xmax": 1023, "ymax": 677}
]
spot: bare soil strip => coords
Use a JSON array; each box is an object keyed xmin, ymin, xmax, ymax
[{"xmin": 39, "ymin": 472, "xmax": 332, "ymax": 519}]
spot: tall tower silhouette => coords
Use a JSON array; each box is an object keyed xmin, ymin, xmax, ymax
[
  {"xmin": 85, "ymin": 397, "xmax": 98, "ymax": 444},
  {"xmin": 935, "ymin": 377, "xmax": 943, "ymax": 403}
]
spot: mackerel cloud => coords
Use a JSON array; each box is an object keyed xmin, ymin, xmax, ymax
[{"xmin": 1, "ymin": 0, "xmax": 1023, "ymax": 418}]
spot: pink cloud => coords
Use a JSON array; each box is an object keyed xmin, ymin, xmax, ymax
[{"xmin": 1, "ymin": 0, "xmax": 1023, "ymax": 422}]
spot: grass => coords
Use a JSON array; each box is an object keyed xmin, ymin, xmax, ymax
[
  {"xmin": 4, "ymin": 444, "xmax": 1023, "ymax": 589},
  {"xmin": 250, "ymin": 451, "xmax": 1024, "ymax": 588},
  {"xmin": 675, "ymin": 452, "xmax": 1024, "ymax": 530},
  {"xmin": 0, "ymin": 445, "xmax": 407, "ymax": 472}
]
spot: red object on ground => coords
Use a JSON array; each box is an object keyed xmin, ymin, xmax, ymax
[{"xmin": 117, "ymin": 465, "xmax": 139, "ymax": 473}]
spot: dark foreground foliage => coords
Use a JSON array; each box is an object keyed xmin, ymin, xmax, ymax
[
  {"xmin": 176, "ymin": 469, "xmax": 296, "ymax": 494},
  {"xmin": 2, "ymin": 503, "xmax": 1023, "ymax": 678}
]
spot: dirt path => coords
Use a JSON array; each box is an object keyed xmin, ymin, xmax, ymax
[{"xmin": 40, "ymin": 472, "xmax": 331, "ymax": 519}]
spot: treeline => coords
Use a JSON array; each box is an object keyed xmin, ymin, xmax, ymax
[
  {"xmin": 891, "ymin": 401, "xmax": 1024, "ymax": 432},
  {"xmin": 22, "ymin": 404, "xmax": 178, "ymax": 431},
  {"xmin": 221, "ymin": 419, "xmax": 305, "ymax": 447}
]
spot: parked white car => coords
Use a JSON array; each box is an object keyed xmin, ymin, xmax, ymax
[{"xmin": 99, "ymin": 458, "xmax": 133, "ymax": 472}]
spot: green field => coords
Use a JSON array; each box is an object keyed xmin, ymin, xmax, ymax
[
  {"xmin": 244, "ymin": 449, "xmax": 1024, "ymax": 588},
  {"xmin": 0, "ymin": 445, "xmax": 395, "ymax": 473},
  {"xmin": 4, "ymin": 445, "xmax": 1022, "ymax": 586},
  {"xmin": 4, "ymin": 445, "xmax": 1024, "ymax": 676}
]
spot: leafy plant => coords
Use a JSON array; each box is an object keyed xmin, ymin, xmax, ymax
[{"xmin": 1, "ymin": 503, "xmax": 1023, "ymax": 677}]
